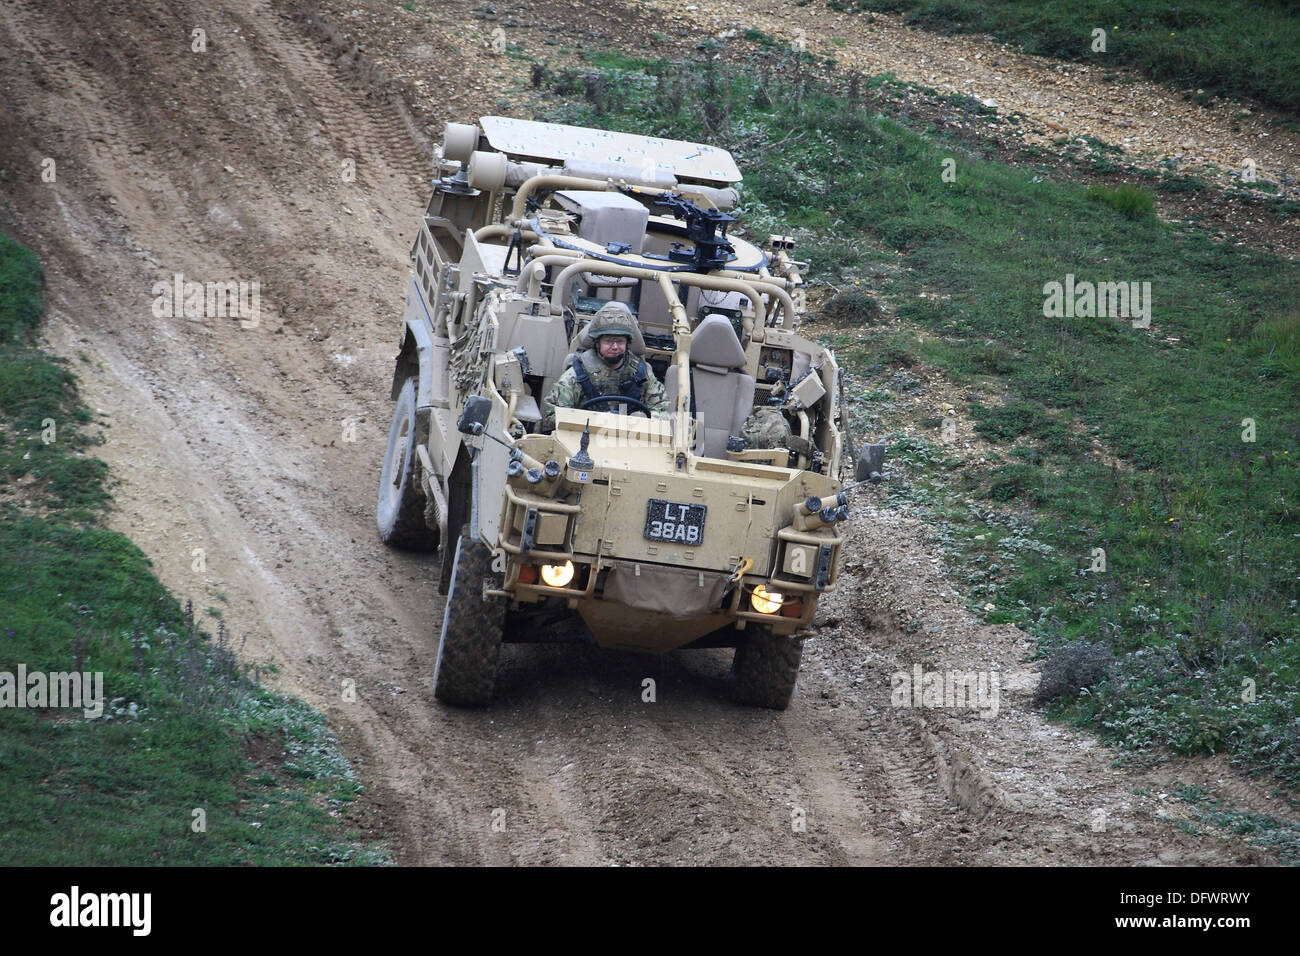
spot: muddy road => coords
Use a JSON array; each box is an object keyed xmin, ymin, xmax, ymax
[{"xmin": 0, "ymin": 0, "xmax": 1270, "ymax": 864}]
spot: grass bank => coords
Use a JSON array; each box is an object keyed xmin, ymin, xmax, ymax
[
  {"xmin": 0, "ymin": 232, "xmax": 389, "ymax": 864},
  {"xmin": 836, "ymin": 0, "xmax": 1300, "ymax": 115}
]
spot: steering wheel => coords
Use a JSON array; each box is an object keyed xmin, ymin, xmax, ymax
[{"xmin": 579, "ymin": 394, "xmax": 649, "ymax": 415}]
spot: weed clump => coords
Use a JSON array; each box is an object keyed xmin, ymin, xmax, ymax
[
  {"xmin": 1248, "ymin": 306, "xmax": 1300, "ymax": 377},
  {"xmin": 824, "ymin": 290, "xmax": 885, "ymax": 326},
  {"xmin": 1086, "ymin": 183, "xmax": 1156, "ymax": 220},
  {"xmin": 1036, "ymin": 640, "xmax": 1116, "ymax": 706}
]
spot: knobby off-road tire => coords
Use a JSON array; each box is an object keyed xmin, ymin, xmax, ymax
[
  {"xmin": 731, "ymin": 624, "xmax": 803, "ymax": 710},
  {"xmin": 377, "ymin": 377, "xmax": 439, "ymax": 551},
  {"xmin": 433, "ymin": 533, "xmax": 505, "ymax": 706}
]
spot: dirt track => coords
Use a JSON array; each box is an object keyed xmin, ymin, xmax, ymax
[{"xmin": 0, "ymin": 0, "xmax": 1282, "ymax": 864}]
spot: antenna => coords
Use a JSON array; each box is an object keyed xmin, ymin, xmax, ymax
[{"xmin": 568, "ymin": 419, "xmax": 594, "ymax": 470}]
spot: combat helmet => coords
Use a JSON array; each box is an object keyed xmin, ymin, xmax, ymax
[{"xmin": 587, "ymin": 301, "xmax": 636, "ymax": 340}]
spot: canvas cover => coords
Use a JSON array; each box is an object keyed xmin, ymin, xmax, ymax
[{"xmin": 603, "ymin": 561, "xmax": 728, "ymax": 619}]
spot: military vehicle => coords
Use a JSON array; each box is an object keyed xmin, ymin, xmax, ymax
[{"xmin": 377, "ymin": 117, "xmax": 875, "ymax": 709}]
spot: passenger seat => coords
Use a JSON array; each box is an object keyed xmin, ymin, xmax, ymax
[{"xmin": 664, "ymin": 314, "xmax": 755, "ymax": 458}]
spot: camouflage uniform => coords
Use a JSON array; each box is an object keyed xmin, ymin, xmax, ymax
[
  {"xmin": 541, "ymin": 350, "xmax": 669, "ymax": 430},
  {"xmin": 739, "ymin": 407, "xmax": 815, "ymax": 459},
  {"xmin": 541, "ymin": 305, "xmax": 669, "ymax": 430},
  {"xmin": 740, "ymin": 407, "xmax": 793, "ymax": 449}
]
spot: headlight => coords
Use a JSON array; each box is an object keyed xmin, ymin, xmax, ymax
[
  {"xmin": 750, "ymin": 584, "xmax": 784, "ymax": 614},
  {"xmin": 540, "ymin": 561, "xmax": 575, "ymax": 587}
]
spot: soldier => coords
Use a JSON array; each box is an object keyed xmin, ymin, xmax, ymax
[
  {"xmin": 739, "ymin": 406, "xmax": 815, "ymax": 463},
  {"xmin": 541, "ymin": 302, "xmax": 668, "ymax": 430}
]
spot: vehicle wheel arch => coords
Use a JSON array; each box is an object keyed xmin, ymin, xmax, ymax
[{"xmin": 391, "ymin": 320, "xmax": 432, "ymax": 404}]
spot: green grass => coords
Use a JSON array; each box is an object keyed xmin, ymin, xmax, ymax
[
  {"xmin": 0, "ymin": 235, "xmax": 43, "ymax": 340},
  {"xmin": 1248, "ymin": 307, "xmax": 1300, "ymax": 379},
  {"xmin": 578, "ymin": 49, "xmax": 664, "ymax": 73},
  {"xmin": 835, "ymin": 0, "xmax": 1300, "ymax": 114},
  {"xmin": 0, "ymin": 233, "xmax": 390, "ymax": 864},
  {"xmin": 0, "ymin": 234, "xmax": 107, "ymax": 521},
  {"xmin": 742, "ymin": 28, "xmax": 782, "ymax": 49},
  {"xmin": 1086, "ymin": 183, "xmax": 1156, "ymax": 219},
  {"xmin": 533, "ymin": 54, "xmax": 1300, "ymax": 787},
  {"xmin": 1173, "ymin": 785, "xmax": 1300, "ymax": 863}
]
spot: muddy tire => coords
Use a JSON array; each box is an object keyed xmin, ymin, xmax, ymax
[
  {"xmin": 377, "ymin": 376, "xmax": 439, "ymax": 551},
  {"xmin": 434, "ymin": 532, "xmax": 504, "ymax": 706},
  {"xmin": 731, "ymin": 624, "xmax": 802, "ymax": 710}
]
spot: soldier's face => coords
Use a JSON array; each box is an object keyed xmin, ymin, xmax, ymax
[{"xmin": 597, "ymin": 335, "xmax": 628, "ymax": 366}]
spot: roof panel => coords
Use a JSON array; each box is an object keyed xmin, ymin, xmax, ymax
[{"xmin": 479, "ymin": 116, "xmax": 742, "ymax": 184}]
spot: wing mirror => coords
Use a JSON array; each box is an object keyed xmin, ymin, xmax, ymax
[
  {"xmin": 855, "ymin": 443, "xmax": 887, "ymax": 483},
  {"xmin": 457, "ymin": 395, "xmax": 493, "ymax": 436}
]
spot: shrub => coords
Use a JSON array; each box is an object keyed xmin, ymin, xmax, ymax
[
  {"xmin": 1036, "ymin": 640, "xmax": 1116, "ymax": 706},
  {"xmin": 823, "ymin": 289, "xmax": 885, "ymax": 326}
]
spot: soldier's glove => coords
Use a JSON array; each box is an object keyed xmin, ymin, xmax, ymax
[{"xmin": 785, "ymin": 435, "xmax": 816, "ymax": 458}]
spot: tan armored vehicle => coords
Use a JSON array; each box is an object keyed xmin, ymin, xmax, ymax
[{"xmin": 377, "ymin": 117, "xmax": 873, "ymax": 709}]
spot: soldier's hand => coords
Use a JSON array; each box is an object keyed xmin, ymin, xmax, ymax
[{"xmin": 786, "ymin": 436, "xmax": 815, "ymax": 458}]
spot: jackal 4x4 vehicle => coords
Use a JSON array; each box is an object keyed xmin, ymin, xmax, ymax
[{"xmin": 377, "ymin": 117, "xmax": 877, "ymax": 709}]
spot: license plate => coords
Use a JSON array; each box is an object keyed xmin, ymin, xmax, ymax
[{"xmin": 644, "ymin": 499, "xmax": 707, "ymax": 545}]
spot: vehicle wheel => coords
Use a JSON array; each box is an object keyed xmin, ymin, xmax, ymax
[
  {"xmin": 730, "ymin": 624, "xmax": 802, "ymax": 710},
  {"xmin": 433, "ymin": 532, "xmax": 504, "ymax": 706},
  {"xmin": 377, "ymin": 377, "xmax": 439, "ymax": 551}
]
